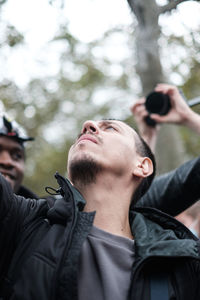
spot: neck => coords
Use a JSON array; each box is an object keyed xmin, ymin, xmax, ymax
[{"xmin": 74, "ymin": 174, "xmax": 135, "ymax": 239}]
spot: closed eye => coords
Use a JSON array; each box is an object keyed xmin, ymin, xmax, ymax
[
  {"xmin": 105, "ymin": 125, "xmax": 117, "ymax": 131},
  {"xmin": 99, "ymin": 121, "xmax": 121, "ymax": 132}
]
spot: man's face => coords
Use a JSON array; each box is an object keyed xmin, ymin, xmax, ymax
[
  {"xmin": 68, "ymin": 120, "xmax": 141, "ymax": 184},
  {"xmin": 0, "ymin": 136, "xmax": 25, "ymax": 193}
]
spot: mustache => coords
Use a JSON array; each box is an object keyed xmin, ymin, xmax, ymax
[{"xmin": 76, "ymin": 132, "xmax": 102, "ymax": 143}]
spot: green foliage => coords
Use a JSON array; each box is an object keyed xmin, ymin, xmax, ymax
[
  {"xmin": 0, "ymin": 0, "xmax": 7, "ymax": 6},
  {"xmin": 48, "ymin": 0, "xmax": 64, "ymax": 8},
  {"xmin": 0, "ymin": 25, "xmax": 24, "ymax": 48},
  {"xmin": 6, "ymin": 25, "xmax": 24, "ymax": 47}
]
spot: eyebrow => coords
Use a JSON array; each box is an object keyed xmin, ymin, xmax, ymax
[
  {"xmin": 13, "ymin": 147, "xmax": 24, "ymax": 153},
  {"xmin": 0, "ymin": 143, "xmax": 23, "ymax": 152}
]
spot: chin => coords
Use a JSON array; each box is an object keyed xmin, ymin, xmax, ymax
[
  {"xmin": 4, "ymin": 177, "xmax": 14, "ymax": 191},
  {"xmin": 68, "ymin": 156, "xmax": 102, "ymax": 186}
]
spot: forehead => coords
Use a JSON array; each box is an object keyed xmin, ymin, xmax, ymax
[{"xmin": 0, "ymin": 136, "xmax": 24, "ymax": 152}]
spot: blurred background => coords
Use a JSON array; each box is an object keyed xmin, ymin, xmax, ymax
[{"xmin": 0, "ymin": 0, "xmax": 200, "ymax": 195}]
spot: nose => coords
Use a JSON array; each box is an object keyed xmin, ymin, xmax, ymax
[
  {"xmin": 81, "ymin": 120, "xmax": 99, "ymax": 135},
  {"xmin": 0, "ymin": 151, "xmax": 14, "ymax": 169}
]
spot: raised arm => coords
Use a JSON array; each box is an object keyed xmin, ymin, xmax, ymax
[
  {"xmin": 0, "ymin": 174, "xmax": 48, "ymax": 281},
  {"xmin": 137, "ymin": 156, "xmax": 200, "ymax": 216},
  {"xmin": 130, "ymin": 97, "xmax": 160, "ymax": 152},
  {"xmin": 131, "ymin": 83, "xmax": 200, "ymax": 215},
  {"xmin": 131, "ymin": 83, "xmax": 200, "ymax": 151}
]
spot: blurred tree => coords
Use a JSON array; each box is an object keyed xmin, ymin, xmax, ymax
[
  {"xmin": 0, "ymin": 0, "xmax": 7, "ymax": 6},
  {"xmin": 5, "ymin": 25, "xmax": 24, "ymax": 47},
  {"xmin": 127, "ymin": 0, "xmax": 200, "ymax": 173}
]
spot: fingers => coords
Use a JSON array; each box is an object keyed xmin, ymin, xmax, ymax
[
  {"xmin": 154, "ymin": 84, "xmax": 182, "ymax": 104},
  {"xmin": 150, "ymin": 113, "xmax": 169, "ymax": 123},
  {"xmin": 155, "ymin": 83, "xmax": 179, "ymax": 94},
  {"xmin": 133, "ymin": 104, "xmax": 148, "ymax": 118},
  {"xmin": 130, "ymin": 98, "xmax": 148, "ymax": 119},
  {"xmin": 130, "ymin": 98, "xmax": 146, "ymax": 113},
  {"xmin": 130, "ymin": 83, "xmax": 192, "ymax": 127}
]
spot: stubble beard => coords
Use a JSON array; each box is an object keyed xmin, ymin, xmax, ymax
[{"xmin": 69, "ymin": 156, "xmax": 103, "ymax": 187}]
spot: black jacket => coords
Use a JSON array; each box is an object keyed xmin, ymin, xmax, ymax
[
  {"xmin": 138, "ymin": 156, "xmax": 200, "ymax": 215},
  {"xmin": 0, "ymin": 165, "xmax": 200, "ymax": 300},
  {"xmin": 17, "ymin": 185, "xmax": 39, "ymax": 199},
  {"xmin": 17, "ymin": 184, "xmax": 56, "ymax": 207}
]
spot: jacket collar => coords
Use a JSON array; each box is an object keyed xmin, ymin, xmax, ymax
[
  {"xmin": 131, "ymin": 207, "xmax": 199, "ymax": 259},
  {"xmin": 47, "ymin": 173, "xmax": 86, "ymax": 225},
  {"xmin": 47, "ymin": 174, "xmax": 199, "ymax": 260}
]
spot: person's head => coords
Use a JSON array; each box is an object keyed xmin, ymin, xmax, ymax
[
  {"xmin": 67, "ymin": 119, "xmax": 156, "ymax": 207},
  {"xmin": 0, "ymin": 115, "xmax": 34, "ymax": 193}
]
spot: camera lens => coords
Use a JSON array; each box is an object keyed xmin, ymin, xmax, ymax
[{"xmin": 145, "ymin": 92, "xmax": 171, "ymax": 115}]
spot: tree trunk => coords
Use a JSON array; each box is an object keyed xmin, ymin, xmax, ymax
[
  {"xmin": 128, "ymin": 0, "xmax": 165, "ymax": 94},
  {"xmin": 127, "ymin": 0, "xmax": 187, "ymax": 172}
]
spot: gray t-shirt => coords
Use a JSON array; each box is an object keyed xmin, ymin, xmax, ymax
[{"xmin": 78, "ymin": 226, "xmax": 135, "ymax": 300}]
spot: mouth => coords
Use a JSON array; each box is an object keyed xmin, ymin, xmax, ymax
[
  {"xmin": 77, "ymin": 134, "xmax": 98, "ymax": 145},
  {"xmin": 0, "ymin": 171, "xmax": 16, "ymax": 181}
]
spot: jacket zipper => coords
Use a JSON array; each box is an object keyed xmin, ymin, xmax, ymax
[{"xmin": 50, "ymin": 177, "xmax": 77, "ymax": 300}]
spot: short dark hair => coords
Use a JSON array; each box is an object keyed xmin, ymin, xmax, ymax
[{"xmin": 130, "ymin": 133, "xmax": 156, "ymax": 209}]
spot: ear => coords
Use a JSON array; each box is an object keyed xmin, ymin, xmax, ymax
[{"xmin": 132, "ymin": 157, "xmax": 153, "ymax": 179}]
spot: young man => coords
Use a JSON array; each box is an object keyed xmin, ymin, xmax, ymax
[
  {"xmin": 0, "ymin": 118, "xmax": 199, "ymax": 300},
  {"xmin": 0, "ymin": 115, "xmax": 37, "ymax": 198}
]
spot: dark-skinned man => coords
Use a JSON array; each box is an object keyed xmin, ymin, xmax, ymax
[{"xmin": 0, "ymin": 115, "xmax": 37, "ymax": 199}]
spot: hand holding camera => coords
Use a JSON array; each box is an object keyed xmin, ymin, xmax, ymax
[
  {"xmin": 144, "ymin": 84, "xmax": 193, "ymax": 127},
  {"xmin": 130, "ymin": 96, "xmax": 160, "ymax": 152},
  {"xmin": 144, "ymin": 91, "xmax": 171, "ymax": 126},
  {"xmin": 131, "ymin": 83, "xmax": 200, "ymax": 150}
]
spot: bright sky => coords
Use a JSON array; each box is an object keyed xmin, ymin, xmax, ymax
[
  {"xmin": 0, "ymin": 0, "xmax": 132, "ymax": 86},
  {"xmin": 1, "ymin": 0, "xmax": 200, "ymax": 87}
]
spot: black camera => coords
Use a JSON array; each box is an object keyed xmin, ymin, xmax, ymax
[
  {"xmin": 144, "ymin": 91, "xmax": 171, "ymax": 126},
  {"xmin": 143, "ymin": 90, "xmax": 200, "ymax": 126}
]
